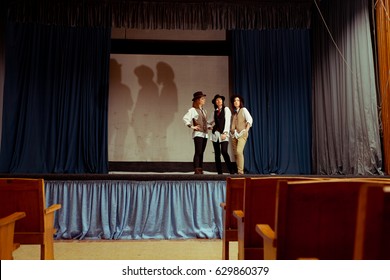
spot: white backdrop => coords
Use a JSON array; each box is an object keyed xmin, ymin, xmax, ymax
[{"xmin": 108, "ymin": 54, "xmax": 230, "ymax": 162}]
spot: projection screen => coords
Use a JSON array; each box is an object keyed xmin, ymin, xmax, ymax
[{"xmin": 108, "ymin": 53, "xmax": 231, "ymax": 163}]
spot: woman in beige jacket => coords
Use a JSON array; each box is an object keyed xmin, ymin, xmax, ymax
[{"xmin": 230, "ymin": 95, "xmax": 253, "ymax": 175}]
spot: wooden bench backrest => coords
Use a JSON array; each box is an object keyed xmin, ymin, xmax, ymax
[
  {"xmin": 382, "ymin": 186, "xmax": 390, "ymax": 258},
  {"xmin": 243, "ymin": 177, "xmax": 324, "ymax": 252},
  {"xmin": 354, "ymin": 185, "xmax": 390, "ymax": 259},
  {"xmin": 0, "ymin": 178, "xmax": 45, "ymax": 235},
  {"xmin": 224, "ymin": 177, "xmax": 245, "ymax": 230},
  {"xmin": 275, "ymin": 179, "xmax": 385, "ymax": 260}
]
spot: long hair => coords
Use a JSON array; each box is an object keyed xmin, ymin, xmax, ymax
[{"xmin": 230, "ymin": 94, "xmax": 244, "ymax": 112}]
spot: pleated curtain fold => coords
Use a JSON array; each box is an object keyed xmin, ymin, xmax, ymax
[{"xmin": 7, "ymin": 1, "xmax": 312, "ymax": 30}]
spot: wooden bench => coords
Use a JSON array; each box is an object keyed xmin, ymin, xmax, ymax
[
  {"xmin": 256, "ymin": 179, "xmax": 388, "ymax": 260},
  {"xmin": 220, "ymin": 177, "xmax": 245, "ymax": 260},
  {"xmin": 354, "ymin": 184, "xmax": 390, "ymax": 259},
  {"xmin": 0, "ymin": 212, "xmax": 26, "ymax": 260},
  {"xmin": 0, "ymin": 178, "xmax": 61, "ymax": 260},
  {"xmin": 233, "ymin": 176, "xmax": 325, "ymax": 260}
]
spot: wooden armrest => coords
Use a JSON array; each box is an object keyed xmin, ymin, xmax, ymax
[
  {"xmin": 256, "ymin": 224, "xmax": 275, "ymax": 241},
  {"xmin": 13, "ymin": 242, "xmax": 21, "ymax": 251},
  {"xmin": 44, "ymin": 204, "xmax": 61, "ymax": 215},
  {"xmin": 220, "ymin": 202, "xmax": 226, "ymax": 209},
  {"xmin": 0, "ymin": 212, "xmax": 26, "ymax": 226},
  {"xmin": 256, "ymin": 224, "xmax": 276, "ymax": 260},
  {"xmin": 233, "ymin": 210, "xmax": 244, "ymax": 222}
]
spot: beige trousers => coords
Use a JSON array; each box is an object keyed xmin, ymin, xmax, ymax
[{"xmin": 231, "ymin": 133, "xmax": 248, "ymax": 174}]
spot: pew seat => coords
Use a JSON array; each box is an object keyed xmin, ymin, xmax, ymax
[
  {"xmin": 257, "ymin": 179, "xmax": 389, "ymax": 260},
  {"xmin": 0, "ymin": 212, "xmax": 26, "ymax": 260},
  {"xmin": 354, "ymin": 185, "xmax": 390, "ymax": 259},
  {"xmin": 220, "ymin": 177, "xmax": 245, "ymax": 260},
  {"xmin": 0, "ymin": 178, "xmax": 61, "ymax": 260},
  {"xmin": 233, "ymin": 176, "xmax": 325, "ymax": 260}
]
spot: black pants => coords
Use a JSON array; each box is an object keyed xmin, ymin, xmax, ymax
[
  {"xmin": 193, "ymin": 137, "xmax": 207, "ymax": 169},
  {"xmin": 213, "ymin": 140, "xmax": 233, "ymax": 174}
]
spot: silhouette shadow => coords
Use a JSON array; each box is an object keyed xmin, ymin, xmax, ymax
[
  {"xmin": 132, "ymin": 65, "xmax": 160, "ymax": 160},
  {"xmin": 108, "ymin": 59, "xmax": 133, "ymax": 161},
  {"xmin": 156, "ymin": 61, "xmax": 178, "ymax": 161}
]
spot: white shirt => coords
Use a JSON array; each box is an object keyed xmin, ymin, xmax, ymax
[
  {"xmin": 183, "ymin": 107, "xmax": 209, "ymax": 139},
  {"xmin": 209, "ymin": 107, "xmax": 232, "ymax": 143}
]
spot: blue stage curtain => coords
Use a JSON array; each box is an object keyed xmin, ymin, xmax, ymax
[
  {"xmin": 0, "ymin": 22, "xmax": 110, "ymax": 173},
  {"xmin": 231, "ymin": 29, "xmax": 312, "ymax": 174},
  {"xmin": 45, "ymin": 180, "xmax": 225, "ymax": 240}
]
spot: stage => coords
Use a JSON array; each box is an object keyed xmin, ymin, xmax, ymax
[
  {"xmin": 0, "ymin": 171, "xmax": 229, "ymax": 240},
  {"xmin": 1, "ymin": 171, "xmax": 388, "ymax": 241}
]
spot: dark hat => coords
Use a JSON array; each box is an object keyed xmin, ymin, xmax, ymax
[
  {"xmin": 192, "ymin": 91, "xmax": 207, "ymax": 101},
  {"xmin": 212, "ymin": 94, "xmax": 225, "ymax": 105}
]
